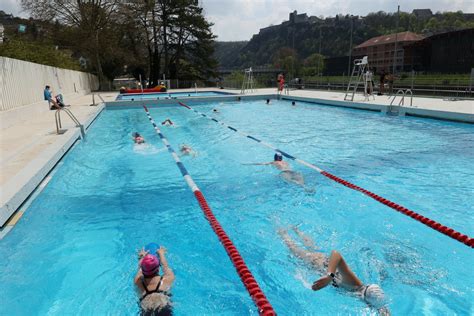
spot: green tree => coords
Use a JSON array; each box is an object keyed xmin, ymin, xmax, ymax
[
  {"xmin": 272, "ymin": 47, "xmax": 300, "ymax": 77},
  {"xmin": 22, "ymin": 0, "xmax": 121, "ymax": 88},
  {"xmin": 0, "ymin": 39, "xmax": 80, "ymax": 70},
  {"xmin": 302, "ymin": 53, "xmax": 325, "ymax": 76}
]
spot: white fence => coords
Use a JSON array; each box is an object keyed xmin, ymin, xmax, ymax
[{"xmin": 0, "ymin": 57, "xmax": 98, "ymax": 111}]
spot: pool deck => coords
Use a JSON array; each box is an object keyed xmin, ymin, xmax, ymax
[{"xmin": 0, "ymin": 88, "xmax": 472, "ymax": 230}]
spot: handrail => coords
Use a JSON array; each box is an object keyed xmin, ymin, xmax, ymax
[
  {"xmin": 405, "ymin": 89, "xmax": 413, "ymax": 107},
  {"xmin": 390, "ymin": 89, "xmax": 406, "ymax": 106},
  {"xmin": 390, "ymin": 89, "xmax": 414, "ymax": 108},
  {"xmin": 55, "ymin": 108, "xmax": 85, "ymax": 139}
]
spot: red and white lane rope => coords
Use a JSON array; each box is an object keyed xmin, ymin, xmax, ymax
[
  {"xmin": 142, "ymin": 105, "xmax": 276, "ymax": 315},
  {"xmin": 178, "ymin": 101, "xmax": 473, "ymax": 249}
]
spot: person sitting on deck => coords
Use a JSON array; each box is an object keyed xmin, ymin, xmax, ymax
[
  {"xmin": 44, "ymin": 85, "xmax": 61, "ymax": 110},
  {"xmin": 135, "ymin": 246, "xmax": 174, "ymax": 316},
  {"xmin": 278, "ymin": 227, "xmax": 390, "ymax": 316},
  {"xmin": 161, "ymin": 119, "xmax": 174, "ymax": 126},
  {"xmin": 132, "ymin": 132, "xmax": 145, "ymax": 144},
  {"xmin": 245, "ymin": 152, "xmax": 306, "ymax": 187}
]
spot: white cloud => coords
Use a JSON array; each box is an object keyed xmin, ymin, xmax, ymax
[
  {"xmin": 2, "ymin": 0, "xmax": 473, "ymax": 40},
  {"xmin": 0, "ymin": 0, "xmax": 28, "ymax": 17},
  {"xmin": 201, "ymin": 0, "xmax": 474, "ymax": 41}
]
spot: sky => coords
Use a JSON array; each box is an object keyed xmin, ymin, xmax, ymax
[{"xmin": 1, "ymin": 0, "xmax": 473, "ymax": 41}]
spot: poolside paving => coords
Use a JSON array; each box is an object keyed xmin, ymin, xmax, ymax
[{"xmin": 0, "ymin": 88, "xmax": 472, "ymax": 228}]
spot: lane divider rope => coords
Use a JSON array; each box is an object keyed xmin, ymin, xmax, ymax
[
  {"xmin": 142, "ymin": 105, "xmax": 276, "ymax": 315},
  {"xmin": 177, "ymin": 101, "xmax": 473, "ymax": 249}
]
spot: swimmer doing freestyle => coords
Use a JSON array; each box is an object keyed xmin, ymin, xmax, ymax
[
  {"xmin": 132, "ymin": 132, "xmax": 145, "ymax": 144},
  {"xmin": 279, "ymin": 226, "xmax": 390, "ymax": 315},
  {"xmin": 245, "ymin": 152, "xmax": 306, "ymax": 187}
]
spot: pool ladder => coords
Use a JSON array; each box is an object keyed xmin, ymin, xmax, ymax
[
  {"xmin": 55, "ymin": 108, "xmax": 85, "ymax": 139},
  {"xmin": 388, "ymin": 89, "xmax": 414, "ymax": 115}
]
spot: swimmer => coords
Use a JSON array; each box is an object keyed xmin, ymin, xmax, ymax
[
  {"xmin": 212, "ymin": 108, "xmax": 219, "ymax": 113},
  {"xmin": 237, "ymin": 97, "xmax": 241, "ymax": 101},
  {"xmin": 135, "ymin": 246, "xmax": 175, "ymax": 315},
  {"xmin": 245, "ymin": 152, "xmax": 306, "ymax": 187},
  {"xmin": 278, "ymin": 227, "xmax": 390, "ymax": 315},
  {"xmin": 266, "ymin": 99, "xmax": 271, "ymax": 105},
  {"xmin": 132, "ymin": 132, "xmax": 145, "ymax": 144},
  {"xmin": 161, "ymin": 119, "xmax": 174, "ymax": 126},
  {"xmin": 180, "ymin": 144, "xmax": 197, "ymax": 157},
  {"xmin": 292, "ymin": 101, "xmax": 296, "ymax": 106}
]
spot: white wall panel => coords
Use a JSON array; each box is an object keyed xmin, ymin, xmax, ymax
[{"xmin": 0, "ymin": 57, "xmax": 98, "ymax": 111}]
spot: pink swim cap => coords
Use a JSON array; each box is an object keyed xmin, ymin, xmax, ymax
[{"xmin": 141, "ymin": 254, "xmax": 160, "ymax": 276}]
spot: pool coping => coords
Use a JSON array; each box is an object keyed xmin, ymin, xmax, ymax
[
  {"xmin": 281, "ymin": 95, "xmax": 474, "ymax": 124},
  {"xmin": 0, "ymin": 103, "xmax": 105, "ymax": 228}
]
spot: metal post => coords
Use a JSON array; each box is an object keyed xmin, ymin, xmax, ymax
[
  {"xmin": 319, "ymin": 26, "xmax": 322, "ymax": 84},
  {"xmin": 392, "ymin": 5, "xmax": 400, "ymax": 74},
  {"xmin": 411, "ymin": 70, "xmax": 415, "ymax": 91},
  {"xmin": 347, "ymin": 16, "xmax": 354, "ymax": 78},
  {"xmin": 292, "ymin": 26, "xmax": 295, "ymax": 80}
]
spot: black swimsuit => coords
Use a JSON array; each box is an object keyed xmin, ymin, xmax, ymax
[
  {"xmin": 140, "ymin": 276, "xmax": 166, "ymax": 301},
  {"xmin": 140, "ymin": 276, "xmax": 172, "ymax": 316}
]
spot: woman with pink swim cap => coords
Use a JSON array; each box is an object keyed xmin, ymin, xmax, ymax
[{"xmin": 134, "ymin": 246, "xmax": 175, "ymax": 315}]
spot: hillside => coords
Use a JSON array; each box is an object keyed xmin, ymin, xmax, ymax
[
  {"xmin": 213, "ymin": 41, "xmax": 247, "ymax": 69},
  {"xmin": 214, "ymin": 10, "xmax": 474, "ymax": 69}
]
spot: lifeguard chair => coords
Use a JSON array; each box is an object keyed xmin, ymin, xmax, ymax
[{"xmin": 344, "ymin": 56, "xmax": 369, "ymax": 101}]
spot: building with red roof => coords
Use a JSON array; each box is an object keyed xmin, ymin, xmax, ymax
[{"xmin": 352, "ymin": 31, "xmax": 425, "ymax": 73}]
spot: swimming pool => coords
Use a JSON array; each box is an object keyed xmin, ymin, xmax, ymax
[
  {"xmin": 0, "ymin": 99, "xmax": 472, "ymax": 315},
  {"xmin": 116, "ymin": 91, "xmax": 234, "ymax": 101}
]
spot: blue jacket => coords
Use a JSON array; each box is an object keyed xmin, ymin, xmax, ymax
[{"xmin": 44, "ymin": 88, "xmax": 52, "ymax": 101}]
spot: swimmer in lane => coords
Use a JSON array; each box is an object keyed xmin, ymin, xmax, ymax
[
  {"xmin": 135, "ymin": 246, "xmax": 174, "ymax": 315},
  {"xmin": 180, "ymin": 144, "xmax": 197, "ymax": 157},
  {"xmin": 161, "ymin": 119, "xmax": 174, "ymax": 126},
  {"xmin": 278, "ymin": 227, "xmax": 390, "ymax": 315},
  {"xmin": 245, "ymin": 152, "xmax": 306, "ymax": 187},
  {"xmin": 132, "ymin": 132, "xmax": 145, "ymax": 144}
]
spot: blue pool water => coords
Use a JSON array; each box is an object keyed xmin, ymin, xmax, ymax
[
  {"xmin": 116, "ymin": 91, "xmax": 233, "ymax": 100},
  {"xmin": 1, "ymin": 99, "xmax": 473, "ymax": 315}
]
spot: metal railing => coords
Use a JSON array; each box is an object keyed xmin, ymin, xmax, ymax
[
  {"xmin": 390, "ymin": 89, "xmax": 413, "ymax": 107},
  {"xmin": 55, "ymin": 108, "xmax": 85, "ymax": 139}
]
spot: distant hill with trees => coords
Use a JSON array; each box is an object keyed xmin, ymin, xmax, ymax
[{"xmin": 214, "ymin": 10, "xmax": 474, "ymax": 70}]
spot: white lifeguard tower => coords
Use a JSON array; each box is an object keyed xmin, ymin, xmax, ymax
[
  {"xmin": 241, "ymin": 67, "xmax": 255, "ymax": 94},
  {"xmin": 344, "ymin": 56, "xmax": 369, "ymax": 101}
]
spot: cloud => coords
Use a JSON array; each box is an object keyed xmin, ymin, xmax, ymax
[
  {"xmin": 2, "ymin": 0, "xmax": 473, "ymax": 40},
  {"xmin": 1, "ymin": 0, "xmax": 28, "ymax": 17},
  {"xmin": 201, "ymin": 0, "xmax": 474, "ymax": 41}
]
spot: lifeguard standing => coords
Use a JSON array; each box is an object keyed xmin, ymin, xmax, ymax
[{"xmin": 277, "ymin": 73, "xmax": 285, "ymax": 94}]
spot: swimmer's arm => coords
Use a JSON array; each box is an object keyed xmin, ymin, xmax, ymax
[
  {"xmin": 157, "ymin": 247, "xmax": 175, "ymax": 283},
  {"xmin": 242, "ymin": 162, "xmax": 273, "ymax": 166},
  {"xmin": 311, "ymin": 250, "xmax": 341, "ymax": 290}
]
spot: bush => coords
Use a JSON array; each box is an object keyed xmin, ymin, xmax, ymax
[{"xmin": 0, "ymin": 39, "xmax": 81, "ymax": 70}]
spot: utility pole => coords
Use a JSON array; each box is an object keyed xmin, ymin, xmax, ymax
[
  {"xmin": 347, "ymin": 16, "xmax": 354, "ymax": 78},
  {"xmin": 392, "ymin": 5, "xmax": 400, "ymax": 74},
  {"xmin": 292, "ymin": 26, "xmax": 295, "ymax": 79},
  {"xmin": 319, "ymin": 26, "xmax": 322, "ymax": 79}
]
